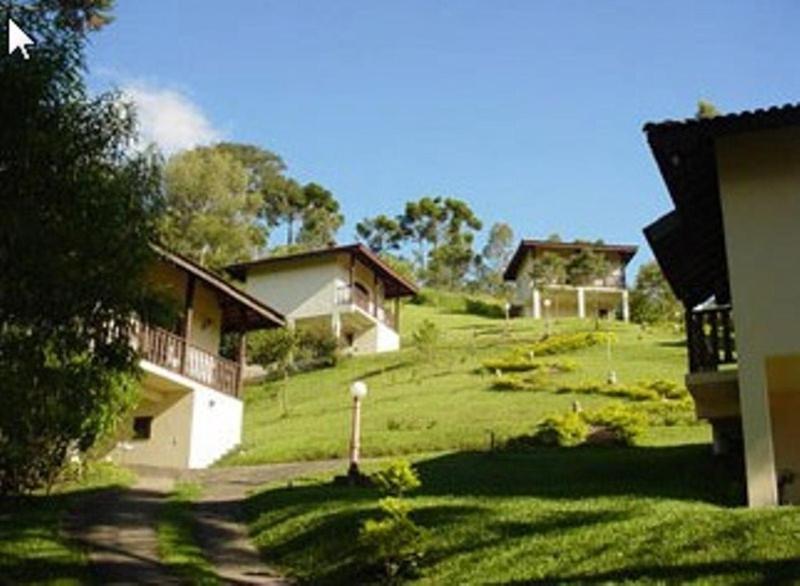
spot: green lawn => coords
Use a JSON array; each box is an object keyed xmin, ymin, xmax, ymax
[
  {"xmin": 0, "ymin": 462, "xmax": 135, "ymax": 585},
  {"xmin": 225, "ymin": 303, "xmax": 705, "ymax": 466},
  {"xmin": 245, "ymin": 449, "xmax": 800, "ymax": 585}
]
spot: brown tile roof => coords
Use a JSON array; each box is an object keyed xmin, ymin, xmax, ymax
[
  {"xmin": 503, "ymin": 239, "xmax": 638, "ymax": 281},
  {"xmin": 644, "ymin": 102, "xmax": 800, "ymax": 137},
  {"xmin": 639, "ymin": 103, "xmax": 800, "ymax": 307},
  {"xmin": 225, "ymin": 243, "xmax": 419, "ymax": 299},
  {"xmin": 152, "ymin": 244, "xmax": 286, "ymax": 332}
]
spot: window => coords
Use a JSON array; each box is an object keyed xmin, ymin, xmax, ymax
[{"xmin": 132, "ymin": 416, "xmax": 153, "ymax": 440}]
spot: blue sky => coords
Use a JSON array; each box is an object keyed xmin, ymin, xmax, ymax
[{"xmin": 86, "ymin": 1, "xmax": 800, "ymax": 271}]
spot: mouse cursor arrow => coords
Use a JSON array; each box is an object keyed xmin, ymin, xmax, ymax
[{"xmin": 8, "ymin": 18, "xmax": 35, "ymax": 60}]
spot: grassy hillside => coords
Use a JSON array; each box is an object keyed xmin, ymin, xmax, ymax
[
  {"xmin": 244, "ymin": 450, "xmax": 800, "ymax": 585},
  {"xmin": 224, "ymin": 299, "xmax": 706, "ymax": 466}
]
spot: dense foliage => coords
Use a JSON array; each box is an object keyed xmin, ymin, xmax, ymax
[{"xmin": 0, "ymin": 1, "xmax": 163, "ymax": 493}]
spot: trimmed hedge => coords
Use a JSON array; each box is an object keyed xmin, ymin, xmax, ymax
[
  {"xmin": 482, "ymin": 357, "xmax": 577, "ymax": 374},
  {"xmin": 528, "ymin": 332, "xmax": 617, "ymax": 356}
]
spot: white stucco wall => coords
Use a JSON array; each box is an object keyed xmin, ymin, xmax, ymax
[
  {"xmin": 353, "ymin": 321, "xmax": 400, "ymax": 354},
  {"xmin": 114, "ymin": 361, "xmax": 243, "ymax": 469},
  {"xmin": 716, "ymin": 125, "xmax": 800, "ymax": 506},
  {"xmin": 187, "ymin": 385, "xmax": 243, "ymax": 469},
  {"xmin": 242, "ymin": 257, "xmax": 344, "ymax": 319}
]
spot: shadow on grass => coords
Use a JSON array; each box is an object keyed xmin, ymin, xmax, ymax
[
  {"xmin": 658, "ymin": 338, "xmax": 688, "ymax": 348},
  {"xmin": 413, "ymin": 445, "xmax": 743, "ymax": 506},
  {"xmin": 242, "ymin": 444, "xmax": 746, "ymax": 583},
  {"xmin": 496, "ymin": 558, "xmax": 800, "ymax": 585},
  {"xmin": 0, "ymin": 487, "xmax": 117, "ymax": 584}
]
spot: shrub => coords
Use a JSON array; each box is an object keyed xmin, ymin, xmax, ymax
[
  {"xmin": 412, "ymin": 319, "xmax": 440, "ymax": 354},
  {"xmin": 491, "ymin": 375, "xmax": 531, "ymax": 391},
  {"xmin": 371, "ymin": 460, "xmax": 421, "ymax": 497},
  {"xmin": 583, "ymin": 404, "xmax": 648, "ymax": 446},
  {"xmin": 556, "ymin": 381, "xmax": 660, "ymax": 402},
  {"xmin": 529, "ymin": 331, "xmax": 616, "ymax": 356},
  {"xmin": 482, "ymin": 356, "xmax": 577, "ymax": 374},
  {"xmin": 531, "ymin": 412, "xmax": 589, "ymax": 447},
  {"xmin": 249, "ymin": 328, "xmax": 339, "ymax": 375},
  {"xmin": 640, "ymin": 398, "xmax": 697, "ymax": 426},
  {"xmin": 359, "ymin": 497, "xmax": 424, "ymax": 582},
  {"xmin": 463, "ymin": 297, "xmax": 505, "ymax": 319},
  {"xmin": 640, "ymin": 379, "xmax": 689, "ymax": 400}
]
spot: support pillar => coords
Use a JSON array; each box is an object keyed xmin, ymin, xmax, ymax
[
  {"xmin": 622, "ymin": 289, "xmax": 630, "ymax": 322},
  {"xmin": 332, "ymin": 312, "xmax": 342, "ymax": 341},
  {"xmin": 577, "ymin": 287, "xmax": 586, "ymax": 319},
  {"xmin": 740, "ymin": 366, "xmax": 779, "ymax": 507},
  {"xmin": 532, "ymin": 288, "xmax": 542, "ymax": 320},
  {"xmin": 394, "ymin": 297, "xmax": 400, "ymax": 330}
]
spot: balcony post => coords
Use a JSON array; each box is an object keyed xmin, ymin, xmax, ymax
[
  {"xmin": 181, "ymin": 275, "xmax": 196, "ymax": 374},
  {"xmin": 577, "ymin": 287, "xmax": 586, "ymax": 319},
  {"xmin": 237, "ymin": 331, "xmax": 247, "ymax": 398},
  {"xmin": 622, "ymin": 289, "xmax": 630, "ymax": 322}
]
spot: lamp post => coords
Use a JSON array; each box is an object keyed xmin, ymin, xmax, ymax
[
  {"xmin": 348, "ymin": 380, "xmax": 368, "ymax": 481},
  {"xmin": 543, "ymin": 298, "xmax": 553, "ymax": 336}
]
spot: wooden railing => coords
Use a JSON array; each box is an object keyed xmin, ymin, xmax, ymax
[
  {"xmin": 686, "ymin": 305, "xmax": 736, "ymax": 373},
  {"xmin": 133, "ymin": 322, "xmax": 241, "ymax": 397},
  {"xmin": 336, "ymin": 286, "xmax": 397, "ymax": 331}
]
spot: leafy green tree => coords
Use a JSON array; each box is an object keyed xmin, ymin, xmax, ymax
[
  {"xmin": 696, "ymin": 99, "xmax": 721, "ymax": 119},
  {"xmin": 356, "ymin": 214, "xmax": 404, "ymax": 253},
  {"xmin": 261, "ymin": 174, "xmax": 304, "ymax": 245},
  {"xmin": 566, "ymin": 248, "xmax": 610, "ymax": 286},
  {"xmin": 421, "ymin": 198, "xmax": 483, "ymax": 288},
  {"xmin": 530, "ymin": 252, "xmax": 568, "ymax": 287},
  {"xmin": 296, "ymin": 182, "xmax": 344, "ymax": 248},
  {"xmin": 0, "ymin": 0, "xmax": 163, "ymax": 494},
  {"xmin": 400, "ymin": 196, "xmax": 447, "ymax": 270},
  {"xmin": 630, "ymin": 261, "xmax": 682, "ymax": 324},
  {"xmin": 475, "ymin": 222, "xmax": 514, "ymax": 293},
  {"xmin": 160, "ymin": 146, "xmax": 264, "ymax": 267}
]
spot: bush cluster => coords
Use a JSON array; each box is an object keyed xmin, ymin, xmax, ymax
[
  {"xmin": 505, "ymin": 403, "xmax": 650, "ymax": 450},
  {"xmin": 555, "ymin": 379, "xmax": 689, "ymax": 403},
  {"xmin": 482, "ymin": 356, "xmax": 577, "ymax": 374},
  {"xmin": 583, "ymin": 404, "xmax": 648, "ymax": 446},
  {"xmin": 528, "ymin": 331, "xmax": 617, "ymax": 356},
  {"xmin": 360, "ymin": 460, "xmax": 426, "ymax": 581},
  {"xmin": 248, "ymin": 328, "xmax": 339, "ymax": 376}
]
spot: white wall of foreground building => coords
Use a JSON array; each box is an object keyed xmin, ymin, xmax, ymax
[
  {"xmin": 187, "ymin": 385, "xmax": 243, "ymax": 469},
  {"xmin": 113, "ymin": 360, "xmax": 243, "ymax": 469},
  {"xmin": 717, "ymin": 125, "xmax": 800, "ymax": 507},
  {"xmin": 353, "ymin": 321, "xmax": 400, "ymax": 354}
]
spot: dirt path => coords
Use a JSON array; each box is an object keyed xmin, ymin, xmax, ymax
[
  {"xmin": 187, "ymin": 460, "xmax": 347, "ymax": 585},
  {"xmin": 68, "ymin": 474, "xmax": 180, "ymax": 585},
  {"xmin": 69, "ymin": 460, "xmax": 346, "ymax": 585}
]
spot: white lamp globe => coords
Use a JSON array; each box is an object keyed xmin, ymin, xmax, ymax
[{"xmin": 350, "ymin": 380, "xmax": 368, "ymax": 399}]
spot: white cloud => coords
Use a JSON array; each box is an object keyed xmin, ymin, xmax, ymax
[{"xmin": 122, "ymin": 83, "xmax": 221, "ymax": 155}]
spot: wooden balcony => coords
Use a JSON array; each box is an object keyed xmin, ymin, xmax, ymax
[
  {"xmin": 336, "ymin": 286, "xmax": 397, "ymax": 330},
  {"xmin": 133, "ymin": 322, "xmax": 241, "ymax": 397},
  {"xmin": 686, "ymin": 305, "xmax": 737, "ymax": 373}
]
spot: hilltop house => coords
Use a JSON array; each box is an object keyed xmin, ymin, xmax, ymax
[
  {"xmin": 225, "ymin": 244, "xmax": 418, "ymax": 354},
  {"xmin": 113, "ymin": 245, "xmax": 284, "ymax": 469},
  {"xmin": 504, "ymin": 239, "xmax": 637, "ymax": 321},
  {"xmin": 644, "ymin": 103, "xmax": 800, "ymax": 507}
]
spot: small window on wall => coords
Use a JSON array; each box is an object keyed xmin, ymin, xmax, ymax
[{"xmin": 133, "ymin": 416, "xmax": 153, "ymax": 440}]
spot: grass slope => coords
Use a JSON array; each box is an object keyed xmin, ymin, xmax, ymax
[
  {"xmin": 225, "ymin": 304, "xmax": 705, "ymax": 466},
  {"xmin": 244, "ymin": 449, "xmax": 800, "ymax": 585}
]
